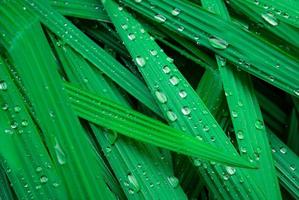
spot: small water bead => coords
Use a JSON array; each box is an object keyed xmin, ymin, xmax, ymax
[
  {"xmin": 127, "ymin": 174, "xmax": 140, "ymax": 192},
  {"xmin": 121, "ymin": 24, "xmax": 128, "ymax": 30},
  {"xmin": 167, "ymin": 176, "xmax": 179, "ymax": 188},
  {"xmin": 223, "ymin": 174, "xmax": 229, "ymax": 181},
  {"xmin": 255, "ymin": 120, "xmax": 264, "ymax": 130},
  {"xmin": 36, "ymin": 167, "xmax": 42, "ymax": 172},
  {"xmin": 135, "ymin": 56, "xmax": 146, "ymax": 67},
  {"xmin": 293, "ymin": 89, "xmax": 299, "ymax": 96},
  {"xmin": 14, "ymin": 106, "xmax": 21, "ymax": 113},
  {"xmin": 128, "ymin": 33, "xmax": 136, "ymax": 41},
  {"xmin": 135, "ymin": 0, "xmax": 142, "ymax": 2},
  {"xmin": 202, "ymin": 125, "xmax": 210, "ymax": 132},
  {"xmin": 179, "ymin": 90, "xmax": 187, "ymax": 99},
  {"xmin": 171, "ymin": 8, "xmax": 181, "ymax": 16},
  {"xmin": 52, "ymin": 183, "xmax": 59, "ymax": 188},
  {"xmin": 279, "ymin": 147, "xmax": 287, "ymax": 154},
  {"xmin": 154, "ymin": 14, "xmax": 166, "ymax": 23},
  {"xmin": 150, "ymin": 49, "xmax": 158, "ymax": 56},
  {"xmin": 208, "ymin": 36, "xmax": 229, "ymax": 50},
  {"xmin": 290, "ymin": 164, "xmax": 296, "ymax": 171},
  {"xmin": 11, "ymin": 121, "xmax": 18, "ymax": 129},
  {"xmin": 166, "ymin": 110, "xmax": 177, "ymax": 122},
  {"xmin": 2, "ymin": 103, "xmax": 9, "ymax": 111},
  {"xmin": 21, "ymin": 120, "xmax": 29, "ymax": 127},
  {"xmin": 155, "ymin": 90, "xmax": 167, "ymax": 103},
  {"xmin": 177, "ymin": 26, "xmax": 184, "ymax": 32},
  {"xmin": 169, "ymin": 76, "xmax": 180, "ymax": 86},
  {"xmin": 231, "ymin": 111, "xmax": 238, "ymax": 118},
  {"xmin": 181, "ymin": 106, "xmax": 191, "ymax": 115},
  {"xmin": 0, "ymin": 80, "xmax": 8, "ymax": 91},
  {"xmin": 166, "ymin": 57, "xmax": 174, "ymax": 63},
  {"xmin": 237, "ymin": 130, "xmax": 244, "ymax": 140},
  {"xmin": 4, "ymin": 129, "xmax": 13, "ymax": 135},
  {"xmin": 261, "ymin": 13, "xmax": 279, "ymax": 26},
  {"xmin": 162, "ymin": 65, "xmax": 171, "ymax": 74},
  {"xmin": 226, "ymin": 166, "xmax": 236, "ymax": 175},
  {"xmin": 193, "ymin": 159, "xmax": 202, "ymax": 167},
  {"xmin": 40, "ymin": 176, "xmax": 48, "ymax": 184}
]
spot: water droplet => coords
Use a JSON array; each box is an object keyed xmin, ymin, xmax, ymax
[
  {"xmin": 154, "ymin": 14, "xmax": 166, "ymax": 23},
  {"xmin": 54, "ymin": 139, "xmax": 66, "ymax": 165},
  {"xmin": 178, "ymin": 90, "xmax": 187, "ymax": 99},
  {"xmin": 150, "ymin": 49, "xmax": 158, "ymax": 56},
  {"xmin": 155, "ymin": 90, "xmax": 167, "ymax": 103},
  {"xmin": 135, "ymin": 0, "xmax": 142, "ymax": 2},
  {"xmin": 0, "ymin": 81, "xmax": 7, "ymax": 91},
  {"xmin": 237, "ymin": 131, "xmax": 244, "ymax": 140},
  {"xmin": 223, "ymin": 174, "xmax": 229, "ymax": 180},
  {"xmin": 167, "ymin": 176, "xmax": 179, "ymax": 188},
  {"xmin": 128, "ymin": 173, "xmax": 140, "ymax": 192},
  {"xmin": 40, "ymin": 176, "xmax": 48, "ymax": 183},
  {"xmin": 21, "ymin": 120, "xmax": 29, "ymax": 127},
  {"xmin": 202, "ymin": 125, "xmax": 210, "ymax": 132},
  {"xmin": 14, "ymin": 106, "xmax": 21, "ymax": 113},
  {"xmin": 177, "ymin": 26, "xmax": 184, "ymax": 32},
  {"xmin": 171, "ymin": 8, "xmax": 181, "ymax": 16},
  {"xmin": 107, "ymin": 131, "xmax": 118, "ymax": 145},
  {"xmin": 193, "ymin": 159, "xmax": 202, "ymax": 166},
  {"xmin": 208, "ymin": 36, "xmax": 229, "ymax": 49},
  {"xmin": 169, "ymin": 76, "xmax": 180, "ymax": 86},
  {"xmin": 166, "ymin": 110, "xmax": 177, "ymax": 122},
  {"xmin": 36, "ymin": 167, "xmax": 42, "ymax": 172},
  {"xmin": 217, "ymin": 56, "xmax": 226, "ymax": 66},
  {"xmin": 290, "ymin": 164, "xmax": 296, "ymax": 171},
  {"xmin": 226, "ymin": 166, "xmax": 236, "ymax": 175},
  {"xmin": 162, "ymin": 65, "xmax": 171, "ymax": 74},
  {"xmin": 293, "ymin": 89, "xmax": 299, "ymax": 96},
  {"xmin": 128, "ymin": 33, "xmax": 136, "ymax": 41},
  {"xmin": 52, "ymin": 183, "xmax": 59, "ymax": 187},
  {"xmin": 279, "ymin": 147, "xmax": 287, "ymax": 154},
  {"xmin": 11, "ymin": 121, "xmax": 18, "ymax": 129},
  {"xmin": 231, "ymin": 111, "xmax": 238, "ymax": 118},
  {"xmin": 121, "ymin": 24, "xmax": 128, "ymax": 30},
  {"xmin": 2, "ymin": 103, "xmax": 9, "ymax": 111},
  {"xmin": 135, "ymin": 56, "xmax": 146, "ymax": 67},
  {"xmin": 255, "ymin": 120, "xmax": 264, "ymax": 130},
  {"xmin": 261, "ymin": 13, "xmax": 279, "ymax": 26},
  {"xmin": 181, "ymin": 106, "xmax": 191, "ymax": 115}
]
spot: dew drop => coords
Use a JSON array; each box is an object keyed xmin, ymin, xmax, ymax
[
  {"xmin": 162, "ymin": 65, "xmax": 171, "ymax": 74},
  {"xmin": 169, "ymin": 76, "xmax": 180, "ymax": 86},
  {"xmin": 167, "ymin": 176, "xmax": 179, "ymax": 188},
  {"xmin": 177, "ymin": 26, "xmax": 184, "ymax": 32},
  {"xmin": 237, "ymin": 131, "xmax": 244, "ymax": 140},
  {"xmin": 155, "ymin": 90, "xmax": 167, "ymax": 103},
  {"xmin": 2, "ymin": 103, "xmax": 9, "ymax": 111},
  {"xmin": 11, "ymin": 121, "xmax": 18, "ymax": 129},
  {"xmin": 128, "ymin": 33, "xmax": 136, "ymax": 41},
  {"xmin": 181, "ymin": 106, "xmax": 191, "ymax": 115},
  {"xmin": 255, "ymin": 120, "xmax": 264, "ymax": 130},
  {"xmin": 36, "ymin": 167, "xmax": 42, "ymax": 172},
  {"xmin": 135, "ymin": 56, "xmax": 146, "ymax": 67},
  {"xmin": 231, "ymin": 111, "xmax": 238, "ymax": 118},
  {"xmin": 166, "ymin": 110, "xmax": 177, "ymax": 122},
  {"xmin": 0, "ymin": 80, "xmax": 7, "ymax": 91},
  {"xmin": 279, "ymin": 147, "xmax": 287, "ymax": 154},
  {"xmin": 202, "ymin": 125, "xmax": 210, "ymax": 132},
  {"xmin": 135, "ymin": 0, "xmax": 142, "ymax": 2},
  {"xmin": 171, "ymin": 8, "xmax": 181, "ymax": 16},
  {"xmin": 208, "ymin": 36, "xmax": 229, "ymax": 49},
  {"xmin": 293, "ymin": 89, "xmax": 299, "ymax": 96},
  {"xmin": 261, "ymin": 13, "xmax": 279, "ymax": 26},
  {"xmin": 40, "ymin": 176, "xmax": 48, "ymax": 184},
  {"xmin": 290, "ymin": 164, "xmax": 296, "ymax": 171},
  {"xmin": 154, "ymin": 14, "xmax": 166, "ymax": 23},
  {"xmin": 21, "ymin": 120, "xmax": 29, "ymax": 127},
  {"xmin": 54, "ymin": 138, "xmax": 67, "ymax": 165},
  {"xmin": 121, "ymin": 24, "xmax": 128, "ymax": 30},
  {"xmin": 179, "ymin": 90, "xmax": 187, "ymax": 98},
  {"xmin": 226, "ymin": 166, "xmax": 236, "ymax": 175},
  {"xmin": 150, "ymin": 49, "xmax": 158, "ymax": 56},
  {"xmin": 127, "ymin": 173, "xmax": 140, "ymax": 192}
]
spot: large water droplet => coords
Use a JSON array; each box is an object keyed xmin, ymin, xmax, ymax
[
  {"xmin": 154, "ymin": 14, "xmax": 166, "ymax": 23},
  {"xmin": 171, "ymin": 8, "xmax": 181, "ymax": 16},
  {"xmin": 208, "ymin": 36, "xmax": 229, "ymax": 49},
  {"xmin": 54, "ymin": 139, "xmax": 67, "ymax": 165},
  {"xmin": 0, "ymin": 80, "xmax": 7, "ymax": 91},
  {"xmin": 261, "ymin": 13, "xmax": 279, "ymax": 26},
  {"xmin": 169, "ymin": 76, "xmax": 180, "ymax": 86},
  {"xmin": 167, "ymin": 176, "xmax": 179, "ymax": 188},
  {"xmin": 135, "ymin": 56, "xmax": 146, "ymax": 67},
  {"xmin": 128, "ymin": 173, "xmax": 140, "ymax": 192},
  {"xmin": 166, "ymin": 110, "xmax": 177, "ymax": 122},
  {"xmin": 155, "ymin": 90, "xmax": 167, "ymax": 103},
  {"xmin": 181, "ymin": 106, "xmax": 191, "ymax": 115}
]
